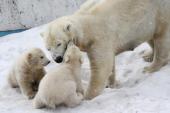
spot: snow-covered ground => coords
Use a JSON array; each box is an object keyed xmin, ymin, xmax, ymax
[{"xmin": 0, "ymin": 27, "xmax": 170, "ymax": 113}]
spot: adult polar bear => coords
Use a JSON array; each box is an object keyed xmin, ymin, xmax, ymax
[{"xmin": 41, "ymin": 0, "xmax": 170, "ymax": 99}]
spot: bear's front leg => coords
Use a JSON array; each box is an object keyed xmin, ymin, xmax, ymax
[{"xmin": 85, "ymin": 47, "xmax": 114, "ymax": 100}]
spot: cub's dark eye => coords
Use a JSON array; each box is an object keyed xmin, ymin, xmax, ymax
[
  {"xmin": 57, "ymin": 43, "xmax": 61, "ymax": 47},
  {"xmin": 47, "ymin": 48, "xmax": 51, "ymax": 51},
  {"xmin": 40, "ymin": 56, "xmax": 44, "ymax": 59}
]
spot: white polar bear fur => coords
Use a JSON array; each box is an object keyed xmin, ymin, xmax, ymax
[
  {"xmin": 75, "ymin": 0, "xmax": 102, "ymax": 14},
  {"xmin": 41, "ymin": 0, "xmax": 170, "ymax": 99},
  {"xmin": 8, "ymin": 48, "xmax": 50, "ymax": 99},
  {"xmin": 33, "ymin": 43, "xmax": 84, "ymax": 109}
]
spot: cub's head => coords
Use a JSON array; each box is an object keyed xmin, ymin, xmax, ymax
[
  {"xmin": 26, "ymin": 48, "xmax": 50, "ymax": 68},
  {"xmin": 63, "ymin": 41, "xmax": 83, "ymax": 64},
  {"xmin": 40, "ymin": 16, "xmax": 83, "ymax": 63}
]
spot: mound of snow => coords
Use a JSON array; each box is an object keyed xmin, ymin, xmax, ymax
[{"xmin": 0, "ymin": 27, "xmax": 170, "ymax": 113}]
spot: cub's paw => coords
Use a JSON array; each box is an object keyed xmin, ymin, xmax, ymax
[
  {"xmin": 79, "ymin": 89, "xmax": 85, "ymax": 96},
  {"xmin": 26, "ymin": 92, "xmax": 36, "ymax": 99},
  {"xmin": 77, "ymin": 92, "xmax": 84, "ymax": 100}
]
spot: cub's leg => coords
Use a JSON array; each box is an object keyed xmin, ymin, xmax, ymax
[
  {"xmin": 143, "ymin": 40, "xmax": 154, "ymax": 62},
  {"xmin": 143, "ymin": 28, "xmax": 170, "ymax": 73},
  {"xmin": 65, "ymin": 82, "xmax": 83, "ymax": 107},
  {"xmin": 65, "ymin": 92, "xmax": 83, "ymax": 107},
  {"xmin": 18, "ymin": 79, "xmax": 36, "ymax": 99},
  {"xmin": 33, "ymin": 94, "xmax": 45, "ymax": 109},
  {"xmin": 75, "ymin": 74, "xmax": 84, "ymax": 95},
  {"xmin": 85, "ymin": 44, "xmax": 113, "ymax": 99},
  {"xmin": 76, "ymin": 81, "xmax": 84, "ymax": 95},
  {"xmin": 8, "ymin": 73, "xmax": 18, "ymax": 88}
]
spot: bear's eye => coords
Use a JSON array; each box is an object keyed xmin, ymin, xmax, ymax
[
  {"xmin": 40, "ymin": 56, "xmax": 44, "ymax": 59},
  {"xmin": 57, "ymin": 43, "xmax": 61, "ymax": 47},
  {"xmin": 47, "ymin": 48, "xmax": 51, "ymax": 51}
]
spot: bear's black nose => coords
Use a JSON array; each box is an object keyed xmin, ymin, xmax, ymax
[
  {"xmin": 47, "ymin": 61, "xmax": 51, "ymax": 64},
  {"xmin": 55, "ymin": 56, "xmax": 63, "ymax": 63},
  {"xmin": 46, "ymin": 61, "xmax": 51, "ymax": 65}
]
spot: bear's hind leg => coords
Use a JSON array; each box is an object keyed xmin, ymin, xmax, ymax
[
  {"xmin": 142, "ymin": 40, "xmax": 154, "ymax": 62},
  {"xmin": 108, "ymin": 55, "xmax": 116, "ymax": 88},
  {"xmin": 143, "ymin": 27, "xmax": 170, "ymax": 73}
]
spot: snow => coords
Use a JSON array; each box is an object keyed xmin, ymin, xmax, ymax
[{"xmin": 0, "ymin": 27, "xmax": 170, "ymax": 113}]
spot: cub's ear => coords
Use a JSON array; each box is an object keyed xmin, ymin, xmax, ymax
[
  {"xmin": 27, "ymin": 53, "xmax": 32, "ymax": 60},
  {"xmin": 79, "ymin": 57, "xmax": 83, "ymax": 64},
  {"xmin": 64, "ymin": 55, "xmax": 70, "ymax": 63}
]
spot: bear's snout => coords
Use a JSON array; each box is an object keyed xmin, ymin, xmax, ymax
[
  {"xmin": 55, "ymin": 56, "xmax": 63, "ymax": 63},
  {"xmin": 45, "ymin": 60, "xmax": 51, "ymax": 65},
  {"xmin": 47, "ymin": 61, "xmax": 51, "ymax": 64}
]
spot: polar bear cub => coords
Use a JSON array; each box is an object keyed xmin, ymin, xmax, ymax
[
  {"xmin": 33, "ymin": 42, "xmax": 84, "ymax": 109},
  {"xmin": 8, "ymin": 48, "xmax": 50, "ymax": 99}
]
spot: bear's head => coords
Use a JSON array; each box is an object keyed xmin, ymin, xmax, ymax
[
  {"xmin": 26, "ymin": 48, "xmax": 50, "ymax": 68},
  {"xmin": 63, "ymin": 41, "xmax": 83, "ymax": 64},
  {"xmin": 40, "ymin": 16, "xmax": 83, "ymax": 63}
]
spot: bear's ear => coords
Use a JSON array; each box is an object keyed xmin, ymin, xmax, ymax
[
  {"xmin": 63, "ymin": 23, "xmax": 72, "ymax": 33},
  {"xmin": 67, "ymin": 40, "xmax": 74, "ymax": 47},
  {"xmin": 41, "ymin": 24, "xmax": 50, "ymax": 38},
  {"xmin": 64, "ymin": 55, "xmax": 70, "ymax": 63}
]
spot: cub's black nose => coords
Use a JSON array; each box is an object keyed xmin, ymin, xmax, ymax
[{"xmin": 55, "ymin": 56, "xmax": 63, "ymax": 63}]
